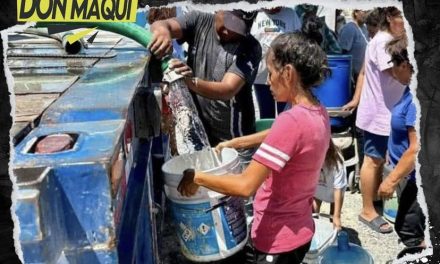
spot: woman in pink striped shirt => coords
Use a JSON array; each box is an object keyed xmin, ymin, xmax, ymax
[{"xmin": 178, "ymin": 32, "xmax": 331, "ymax": 264}]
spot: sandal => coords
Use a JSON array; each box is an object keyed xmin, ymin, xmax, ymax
[{"xmin": 358, "ymin": 215, "xmax": 393, "ymax": 234}]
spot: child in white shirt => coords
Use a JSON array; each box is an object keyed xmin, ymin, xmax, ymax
[{"xmin": 314, "ymin": 139, "xmax": 347, "ymax": 230}]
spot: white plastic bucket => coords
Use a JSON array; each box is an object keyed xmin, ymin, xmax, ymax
[{"xmin": 161, "ymin": 148, "xmax": 247, "ymax": 262}]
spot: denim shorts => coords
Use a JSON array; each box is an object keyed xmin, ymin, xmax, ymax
[{"xmin": 363, "ymin": 131, "xmax": 388, "ymax": 159}]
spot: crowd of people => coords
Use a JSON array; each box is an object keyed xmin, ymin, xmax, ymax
[{"xmin": 143, "ymin": 5, "xmax": 425, "ymax": 263}]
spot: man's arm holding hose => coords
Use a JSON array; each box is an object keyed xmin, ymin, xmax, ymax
[
  {"xmin": 169, "ymin": 59, "xmax": 246, "ymax": 100},
  {"xmin": 149, "ymin": 18, "xmax": 183, "ymax": 58},
  {"xmin": 150, "ymin": 18, "xmax": 248, "ymax": 101}
]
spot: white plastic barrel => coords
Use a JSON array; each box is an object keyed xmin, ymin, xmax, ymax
[{"xmin": 161, "ymin": 148, "xmax": 247, "ymax": 262}]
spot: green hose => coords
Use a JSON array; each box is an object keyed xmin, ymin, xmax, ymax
[{"xmin": 36, "ymin": 22, "xmax": 170, "ymax": 72}]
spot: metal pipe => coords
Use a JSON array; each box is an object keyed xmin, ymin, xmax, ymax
[
  {"xmin": 61, "ymin": 34, "xmax": 85, "ymax": 54},
  {"xmin": 22, "ymin": 28, "xmax": 86, "ymax": 54},
  {"xmin": 35, "ymin": 22, "xmax": 170, "ymax": 72}
]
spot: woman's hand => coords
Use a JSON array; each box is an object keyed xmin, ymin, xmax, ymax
[
  {"xmin": 378, "ymin": 178, "xmax": 397, "ymax": 200},
  {"xmin": 215, "ymin": 140, "xmax": 235, "ymax": 154},
  {"xmin": 342, "ymin": 99, "xmax": 359, "ymax": 112},
  {"xmin": 169, "ymin": 59, "xmax": 194, "ymax": 78},
  {"xmin": 177, "ymin": 169, "xmax": 199, "ymax": 197}
]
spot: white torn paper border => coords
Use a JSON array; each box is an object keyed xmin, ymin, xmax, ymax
[
  {"xmin": 2, "ymin": 21, "xmax": 35, "ymax": 264},
  {"xmin": 2, "ymin": 0, "xmax": 432, "ymax": 263},
  {"xmin": 399, "ymin": 7, "xmax": 434, "ymax": 264}
]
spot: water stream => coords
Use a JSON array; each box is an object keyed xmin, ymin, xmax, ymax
[{"xmin": 167, "ymin": 78, "xmax": 221, "ymax": 167}]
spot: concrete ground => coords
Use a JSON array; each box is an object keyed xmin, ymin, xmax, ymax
[
  {"xmin": 334, "ymin": 191, "xmax": 405, "ymax": 264},
  {"xmin": 160, "ymin": 190, "xmax": 405, "ymax": 264}
]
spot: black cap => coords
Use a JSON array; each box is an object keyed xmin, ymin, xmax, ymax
[{"xmin": 223, "ymin": 10, "xmax": 255, "ymax": 36}]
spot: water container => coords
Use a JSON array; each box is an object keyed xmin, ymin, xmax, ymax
[
  {"xmin": 383, "ymin": 195, "xmax": 399, "ymax": 223},
  {"xmin": 382, "ymin": 164, "xmax": 400, "ymax": 223},
  {"xmin": 254, "ymin": 84, "xmax": 287, "ymax": 119},
  {"xmin": 313, "ymin": 55, "xmax": 352, "ymax": 127},
  {"xmin": 255, "ymin": 119, "xmax": 275, "ymax": 132},
  {"xmin": 319, "ymin": 231, "xmax": 374, "ymax": 264},
  {"xmin": 303, "ymin": 218, "xmax": 338, "ymax": 264},
  {"xmin": 161, "ymin": 148, "xmax": 247, "ymax": 262}
]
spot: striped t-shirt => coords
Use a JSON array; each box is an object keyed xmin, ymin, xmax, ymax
[{"xmin": 251, "ymin": 104, "xmax": 331, "ymax": 254}]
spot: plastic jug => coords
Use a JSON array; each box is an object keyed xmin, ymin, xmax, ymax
[{"xmin": 319, "ymin": 231, "xmax": 374, "ymax": 264}]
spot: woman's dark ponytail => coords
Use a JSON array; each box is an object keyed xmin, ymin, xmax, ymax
[{"xmin": 324, "ymin": 139, "xmax": 343, "ymax": 171}]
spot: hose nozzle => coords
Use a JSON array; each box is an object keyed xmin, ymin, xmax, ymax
[{"xmin": 162, "ymin": 68, "xmax": 185, "ymax": 83}]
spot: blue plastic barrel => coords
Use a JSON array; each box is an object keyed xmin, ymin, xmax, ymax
[
  {"xmin": 254, "ymin": 84, "xmax": 287, "ymax": 118},
  {"xmin": 313, "ymin": 55, "xmax": 352, "ymax": 127}
]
